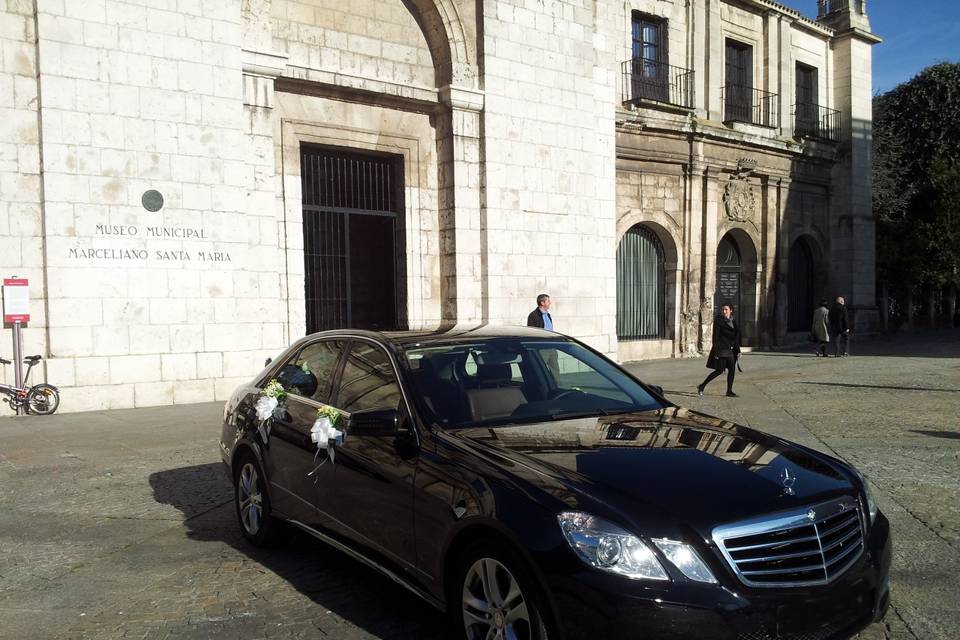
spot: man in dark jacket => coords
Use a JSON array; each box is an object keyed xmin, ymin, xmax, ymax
[
  {"xmin": 526, "ymin": 294, "xmax": 554, "ymax": 330},
  {"xmin": 697, "ymin": 303, "xmax": 742, "ymax": 397},
  {"xmin": 828, "ymin": 296, "xmax": 851, "ymax": 357}
]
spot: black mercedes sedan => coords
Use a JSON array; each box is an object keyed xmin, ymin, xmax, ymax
[{"xmin": 219, "ymin": 325, "xmax": 891, "ymax": 640}]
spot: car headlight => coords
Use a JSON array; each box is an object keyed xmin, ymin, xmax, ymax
[
  {"xmin": 652, "ymin": 539, "xmax": 718, "ymax": 584},
  {"xmin": 852, "ymin": 468, "xmax": 878, "ymax": 524},
  {"xmin": 558, "ymin": 512, "xmax": 667, "ymax": 580}
]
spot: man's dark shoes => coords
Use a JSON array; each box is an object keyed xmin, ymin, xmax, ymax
[
  {"xmin": 697, "ymin": 384, "xmax": 704, "ymax": 396},
  {"xmin": 726, "ymin": 391, "xmax": 738, "ymax": 398}
]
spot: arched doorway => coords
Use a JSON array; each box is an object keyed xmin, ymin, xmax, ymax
[
  {"xmin": 788, "ymin": 238, "xmax": 815, "ymax": 331},
  {"xmin": 715, "ymin": 234, "xmax": 742, "ymax": 313},
  {"xmin": 617, "ymin": 225, "xmax": 666, "ymax": 340}
]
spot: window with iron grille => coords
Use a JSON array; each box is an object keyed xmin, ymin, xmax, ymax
[
  {"xmin": 617, "ymin": 225, "xmax": 666, "ymax": 340},
  {"xmin": 300, "ymin": 145, "xmax": 405, "ymax": 334}
]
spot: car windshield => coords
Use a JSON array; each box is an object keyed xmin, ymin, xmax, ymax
[{"xmin": 402, "ymin": 338, "xmax": 663, "ymax": 428}]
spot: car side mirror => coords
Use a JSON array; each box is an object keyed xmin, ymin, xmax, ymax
[
  {"xmin": 348, "ymin": 408, "xmax": 400, "ymax": 437},
  {"xmin": 649, "ymin": 385, "xmax": 664, "ymax": 397}
]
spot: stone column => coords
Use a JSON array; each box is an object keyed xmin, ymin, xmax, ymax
[
  {"xmin": 705, "ymin": 0, "xmax": 723, "ymax": 120},
  {"xmin": 777, "ymin": 15, "xmax": 794, "ymax": 137},
  {"xmin": 701, "ymin": 169, "xmax": 719, "ymax": 351},
  {"xmin": 761, "ymin": 176, "xmax": 783, "ymax": 345},
  {"xmin": 774, "ymin": 177, "xmax": 791, "ymax": 345},
  {"xmin": 438, "ymin": 85, "xmax": 485, "ymax": 324},
  {"xmin": 685, "ymin": 158, "xmax": 708, "ymax": 354}
]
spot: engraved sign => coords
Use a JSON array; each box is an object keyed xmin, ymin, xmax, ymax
[{"xmin": 717, "ymin": 271, "xmax": 740, "ymax": 306}]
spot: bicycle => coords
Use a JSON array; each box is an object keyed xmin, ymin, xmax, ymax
[{"xmin": 0, "ymin": 354, "xmax": 61, "ymax": 415}]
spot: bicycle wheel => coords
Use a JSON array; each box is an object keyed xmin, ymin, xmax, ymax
[{"xmin": 27, "ymin": 384, "xmax": 60, "ymax": 415}]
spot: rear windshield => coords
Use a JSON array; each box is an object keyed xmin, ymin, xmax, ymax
[{"xmin": 402, "ymin": 338, "xmax": 662, "ymax": 428}]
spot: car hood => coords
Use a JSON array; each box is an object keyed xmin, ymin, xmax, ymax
[{"xmin": 451, "ymin": 407, "xmax": 855, "ymax": 534}]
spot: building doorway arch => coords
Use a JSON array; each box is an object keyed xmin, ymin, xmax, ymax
[{"xmin": 715, "ymin": 229, "xmax": 760, "ymax": 345}]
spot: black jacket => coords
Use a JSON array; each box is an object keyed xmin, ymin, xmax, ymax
[
  {"xmin": 527, "ymin": 308, "xmax": 551, "ymax": 329},
  {"xmin": 711, "ymin": 316, "xmax": 741, "ymax": 357},
  {"xmin": 828, "ymin": 303, "xmax": 849, "ymax": 333}
]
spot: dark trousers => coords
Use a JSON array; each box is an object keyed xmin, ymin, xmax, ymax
[
  {"xmin": 832, "ymin": 332, "xmax": 849, "ymax": 356},
  {"xmin": 701, "ymin": 355, "xmax": 737, "ymax": 392}
]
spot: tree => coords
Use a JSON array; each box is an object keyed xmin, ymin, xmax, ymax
[{"xmin": 873, "ymin": 63, "xmax": 960, "ymax": 326}]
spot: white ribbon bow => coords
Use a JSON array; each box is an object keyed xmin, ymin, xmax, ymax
[
  {"xmin": 254, "ymin": 395, "xmax": 278, "ymax": 421},
  {"xmin": 310, "ymin": 416, "xmax": 344, "ymax": 464}
]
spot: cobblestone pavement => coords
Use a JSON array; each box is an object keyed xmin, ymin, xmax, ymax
[{"xmin": 1, "ymin": 330, "xmax": 957, "ymax": 639}]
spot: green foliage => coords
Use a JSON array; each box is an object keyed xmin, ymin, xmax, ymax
[{"xmin": 873, "ymin": 63, "xmax": 960, "ymax": 289}]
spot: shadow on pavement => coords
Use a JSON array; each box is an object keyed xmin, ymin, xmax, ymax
[
  {"xmin": 909, "ymin": 430, "xmax": 960, "ymax": 440},
  {"xmin": 149, "ymin": 463, "xmax": 446, "ymax": 640},
  {"xmin": 798, "ymin": 381, "xmax": 960, "ymax": 393}
]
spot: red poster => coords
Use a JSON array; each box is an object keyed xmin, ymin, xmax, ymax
[{"xmin": 2, "ymin": 278, "xmax": 30, "ymax": 323}]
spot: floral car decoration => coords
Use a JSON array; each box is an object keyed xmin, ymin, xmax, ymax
[{"xmin": 254, "ymin": 378, "xmax": 287, "ymax": 443}]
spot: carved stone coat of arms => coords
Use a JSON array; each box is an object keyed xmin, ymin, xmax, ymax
[{"xmin": 723, "ymin": 177, "xmax": 755, "ymax": 222}]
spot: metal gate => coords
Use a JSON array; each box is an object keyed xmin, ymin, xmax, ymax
[
  {"xmin": 787, "ymin": 239, "xmax": 814, "ymax": 331},
  {"xmin": 301, "ymin": 146, "xmax": 404, "ymax": 333}
]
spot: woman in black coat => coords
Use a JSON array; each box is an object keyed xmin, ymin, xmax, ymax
[{"xmin": 697, "ymin": 303, "xmax": 742, "ymax": 397}]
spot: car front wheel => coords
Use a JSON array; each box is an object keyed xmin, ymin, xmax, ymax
[
  {"xmin": 454, "ymin": 541, "xmax": 552, "ymax": 640},
  {"xmin": 234, "ymin": 454, "xmax": 276, "ymax": 546}
]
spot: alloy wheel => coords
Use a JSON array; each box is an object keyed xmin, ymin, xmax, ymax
[
  {"xmin": 462, "ymin": 557, "xmax": 532, "ymax": 640},
  {"xmin": 237, "ymin": 462, "xmax": 263, "ymax": 536}
]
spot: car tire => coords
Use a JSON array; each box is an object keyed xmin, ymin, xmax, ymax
[
  {"xmin": 450, "ymin": 539, "xmax": 554, "ymax": 640},
  {"xmin": 234, "ymin": 453, "xmax": 276, "ymax": 547}
]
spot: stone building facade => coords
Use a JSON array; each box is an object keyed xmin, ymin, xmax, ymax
[{"xmin": 0, "ymin": 0, "xmax": 878, "ymax": 412}]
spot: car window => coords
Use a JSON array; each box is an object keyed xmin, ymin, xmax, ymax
[
  {"xmin": 530, "ymin": 345, "xmax": 633, "ymax": 405},
  {"xmin": 336, "ymin": 342, "xmax": 402, "ymax": 414},
  {"xmin": 276, "ymin": 340, "xmax": 344, "ymax": 402},
  {"xmin": 403, "ymin": 339, "xmax": 661, "ymax": 428}
]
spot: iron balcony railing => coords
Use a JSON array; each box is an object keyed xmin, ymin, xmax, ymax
[
  {"xmin": 794, "ymin": 102, "xmax": 841, "ymax": 142},
  {"xmin": 622, "ymin": 59, "xmax": 694, "ymax": 109},
  {"xmin": 722, "ymin": 84, "xmax": 779, "ymax": 128}
]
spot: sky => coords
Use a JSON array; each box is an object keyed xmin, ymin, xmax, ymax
[{"xmin": 777, "ymin": 0, "xmax": 960, "ymax": 94}]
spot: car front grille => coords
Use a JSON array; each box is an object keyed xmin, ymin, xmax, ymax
[
  {"xmin": 736, "ymin": 624, "xmax": 845, "ymax": 640},
  {"xmin": 713, "ymin": 496, "xmax": 865, "ymax": 588}
]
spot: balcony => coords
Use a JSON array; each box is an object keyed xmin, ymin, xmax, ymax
[
  {"xmin": 621, "ymin": 59, "xmax": 694, "ymax": 110},
  {"xmin": 722, "ymin": 84, "xmax": 779, "ymax": 128},
  {"xmin": 794, "ymin": 102, "xmax": 841, "ymax": 142}
]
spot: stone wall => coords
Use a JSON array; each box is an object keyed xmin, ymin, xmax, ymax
[
  {"xmin": 0, "ymin": 0, "xmax": 44, "ymax": 389},
  {"xmin": 482, "ymin": 0, "xmax": 618, "ymax": 353},
  {"xmin": 5, "ymin": 0, "xmax": 288, "ymax": 410}
]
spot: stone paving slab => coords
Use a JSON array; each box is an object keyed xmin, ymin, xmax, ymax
[{"xmin": 1, "ymin": 330, "xmax": 958, "ymax": 639}]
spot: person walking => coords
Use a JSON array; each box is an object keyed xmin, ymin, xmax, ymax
[
  {"xmin": 811, "ymin": 300, "xmax": 831, "ymax": 357},
  {"xmin": 697, "ymin": 303, "xmax": 742, "ymax": 398},
  {"xmin": 526, "ymin": 294, "xmax": 554, "ymax": 331},
  {"xmin": 828, "ymin": 296, "xmax": 851, "ymax": 357}
]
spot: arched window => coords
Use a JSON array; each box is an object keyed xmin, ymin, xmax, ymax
[
  {"xmin": 617, "ymin": 225, "xmax": 666, "ymax": 340},
  {"xmin": 788, "ymin": 239, "xmax": 814, "ymax": 331}
]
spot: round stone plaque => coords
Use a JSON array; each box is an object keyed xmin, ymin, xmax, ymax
[{"xmin": 142, "ymin": 190, "xmax": 164, "ymax": 212}]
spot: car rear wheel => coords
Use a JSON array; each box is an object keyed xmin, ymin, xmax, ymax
[
  {"xmin": 453, "ymin": 541, "xmax": 552, "ymax": 640},
  {"xmin": 234, "ymin": 454, "xmax": 276, "ymax": 546}
]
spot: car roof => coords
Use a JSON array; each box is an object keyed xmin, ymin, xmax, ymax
[{"xmin": 300, "ymin": 323, "xmax": 562, "ymax": 348}]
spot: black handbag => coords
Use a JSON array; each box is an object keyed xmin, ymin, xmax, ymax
[{"xmin": 706, "ymin": 348, "xmax": 718, "ymax": 370}]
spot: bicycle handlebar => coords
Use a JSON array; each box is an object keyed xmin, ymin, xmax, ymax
[{"xmin": 0, "ymin": 356, "xmax": 41, "ymax": 365}]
